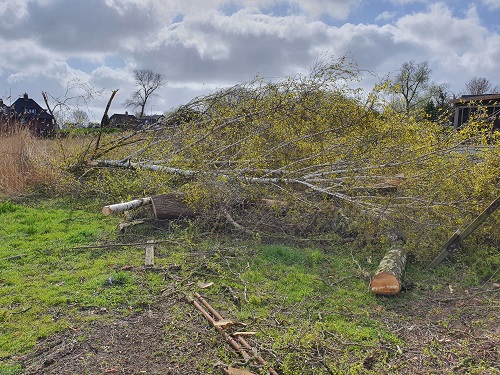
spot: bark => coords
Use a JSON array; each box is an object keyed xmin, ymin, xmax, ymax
[
  {"xmin": 370, "ymin": 242, "xmax": 407, "ymax": 295},
  {"xmin": 93, "ymin": 89, "xmax": 119, "ymax": 157},
  {"xmin": 150, "ymin": 193, "xmax": 196, "ymax": 220},
  {"xmin": 102, "ymin": 197, "xmax": 152, "ymax": 216},
  {"xmin": 41, "ymin": 91, "xmax": 59, "ymax": 129}
]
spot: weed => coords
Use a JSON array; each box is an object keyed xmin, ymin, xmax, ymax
[
  {"xmin": 0, "ymin": 202, "xmax": 17, "ymax": 214},
  {"xmin": 0, "ymin": 198, "xmax": 497, "ymax": 374},
  {"xmin": 0, "ymin": 364, "xmax": 22, "ymax": 375}
]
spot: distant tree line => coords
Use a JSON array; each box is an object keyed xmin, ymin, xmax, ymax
[{"xmin": 389, "ymin": 60, "xmax": 499, "ymax": 122}]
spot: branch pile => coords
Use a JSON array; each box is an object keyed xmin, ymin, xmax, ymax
[{"xmin": 71, "ymin": 56, "xmax": 500, "ymax": 257}]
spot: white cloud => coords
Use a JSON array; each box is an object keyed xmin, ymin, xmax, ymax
[
  {"xmin": 394, "ymin": 3, "xmax": 498, "ymax": 71},
  {"xmin": 90, "ymin": 66, "xmax": 131, "ymax": 89},
  {"xmin": 290, "ymin": 0, "xmax": 362, "ymax": 19},
  {"xmin": 482, "ymin": 0, "xmax": 500, "ymax": 10},
  {"xmin": 1, "ymin": 0, "xmax": 499, "ymax": 114},
  {"xmin": 389, "ymin": 0, "xmax": 428, "ymax": 4},
  {"xmin": 375, "ymin": 11, "xmax": 396, "ymax": 22},
  {"xmin": 139, "ymin": 8, "xmax": 330, "ymax": 84}
]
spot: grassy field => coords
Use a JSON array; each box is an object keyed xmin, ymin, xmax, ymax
[
  {"xmin": 0, "ymin": 198, "xmax": 498, "ymax": 374},
  {"xmin": 0, "ymin": 123, "xmax": 498, "ymax": 373}
]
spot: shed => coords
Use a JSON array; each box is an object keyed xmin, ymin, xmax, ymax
[{"xmin": 451, "ymin": 94, "xmax": 500, "ymax": 130}]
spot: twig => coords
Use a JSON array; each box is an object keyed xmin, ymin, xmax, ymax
[
  {"xmin": 191, "ymin": 293, "xmax": 279, "ymax": 375},
  {"xmin": 222, "ymin": 208, "xmax": 254, "ymax": 235},
  {"xmin": 71, "ymin": 239, "xmax": 180, "ymax": 250},
  {"xmin": 11, "ymin": 306, "xmax": 32, "ymax": 314},
  {"xmin": 2, "ymin": 254, "xmax": 28, "ymax": 261}
]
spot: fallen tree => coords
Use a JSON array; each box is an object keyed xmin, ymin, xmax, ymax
[{"xmin": 68, "ymin": 56, "xmax": 498, "ymax": 264}]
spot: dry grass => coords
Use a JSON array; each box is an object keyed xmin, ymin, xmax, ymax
[{"xmin": 0, "ymin": 125, "xmax": 65, "ymax": 198}]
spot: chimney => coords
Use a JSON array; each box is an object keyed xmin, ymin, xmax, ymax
[
  {"xmin": 23, "ymin": 93, "xmax": 29, "ymax": 100},
  {"xmin": 125, "ymin": 111, "xmax": 128, "ymax": 116},
  {"xmin": 0, "ymin": 99, "xmax": 3, "ymax": 106}
]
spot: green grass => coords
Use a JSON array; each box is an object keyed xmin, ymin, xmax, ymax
[
  {"xmin": 192, "ymin": 244, "xmax": 404, "ymax": 373},
  {"xmin": 0, "ymin": 199, "xmax": 497, "ymax": 374},
  {"xmin": 0, "ymin": 199, "xmax": 160, "ymax": 362}
]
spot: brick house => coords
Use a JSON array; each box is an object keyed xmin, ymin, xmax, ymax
[{"xmin": 1, "ymin": 93, "xmax": 55, "ymax": 136}]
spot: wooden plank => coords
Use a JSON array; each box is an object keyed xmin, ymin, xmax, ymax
[
  {"xmin": 428, "ymin": 196, "xmax": 500, "ymax": 269},
  {"xmin": 145, "ymin": 240, "xmax": 155, "ymax": 267}
]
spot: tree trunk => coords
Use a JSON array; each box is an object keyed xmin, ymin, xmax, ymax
[
  {"xmin": 150, "ymin": 193, "xmax": 195, "ymax": 220},
  {"xmin": 102, "ymin": 197, "xmax": 152, "ymax": 216},
  {"xmin": 370, "ymin": 242, "xmax": 406, "ymax": 295}
]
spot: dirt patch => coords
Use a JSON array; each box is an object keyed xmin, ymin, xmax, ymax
[
  {"xmin": 20, "ymin": 289, "xmax": 237, "ymax": 375},
  {"xmin": 19, "ymin": 284, "xmax": 499, "ymax": 374},
  {"xmin": 377, "ymin": 284, "xmax": 500, "ymax": 374}
]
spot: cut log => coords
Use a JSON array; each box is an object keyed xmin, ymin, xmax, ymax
[
  {"xmin": 150, "ymin": 193, "xmax": 195, "ymax": 220},
  {"xmin": 370, "ymin": 242, "xmax": 406, "ymax": 295},
  {"xmin": 102, "ymin": 197, "xmax": 152, "ymax": 216}
]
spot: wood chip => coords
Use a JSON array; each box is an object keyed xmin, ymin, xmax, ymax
[
  {"xmin": 214, "ymin": 319, "xmax": 247, "ymax": 327},
  {"xmin": 231, "ymin": 331, "xmax": 257, "ymax": 336},
  {"xmin": 197, "ymin": 281, "xmax": 214, "ymax": 289},
  {"xmin": 226, "ymin": 367, "xmax": 257, "ymax": 375}
]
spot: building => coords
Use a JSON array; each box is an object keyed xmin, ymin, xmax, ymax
[
  {"xmin": 451, "ymin": 94, "xmax": 500, "ymax": 130},
  {"xmin": 138, "ymin": 114, "xmax": 165, "ymax": 127},
  {"xmin": 1, "ymin": 93, "xmax": 55, "ymax": 136},
  {"xmin": 109, "ymin": 112, "xmax": 165, "ymax": 130},
  {"xmin": 109, "ymin": 112, "xmax": 142, "ymax": 129}
]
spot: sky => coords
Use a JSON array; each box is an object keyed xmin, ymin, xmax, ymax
[{"xmin": 1, "ymin": 0, "xmax": 499, "ymax": 122}]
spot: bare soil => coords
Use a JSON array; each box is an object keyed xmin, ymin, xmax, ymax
[{"xmin": 19, "ymin": 283, "xmax": 499, "ymax": 375}]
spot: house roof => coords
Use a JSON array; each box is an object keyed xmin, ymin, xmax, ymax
[
  {"xmin": 11, "ymin": 93, "xmax": 53, "ymax": 119},
  {"xmin": 109, "ymin": 113, "xmax": 142, "ymax": 127},
  {"xmin": 450, "ymin": 94, "xmax": 500, "ymax": 104},
  {"xmin": 110, "ymin": 113, "xmax": 139, "ymax": 122}
]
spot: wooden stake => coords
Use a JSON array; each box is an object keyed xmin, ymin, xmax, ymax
[
  {"xmin": 428, "ymin": 195, "xmax": 500, "ymax": 269},
  {"xmin": 191, "ymin": 293, "xmax": 279, "ymax": 375},
  {"xmin": 145, "ymin": 240, "xmax": 155, "ymax": 267}
]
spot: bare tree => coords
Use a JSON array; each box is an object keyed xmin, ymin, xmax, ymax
[
  {"xmin": 125, "ymin": 69, "xmax": 165, "ymax": 117},
  {"xmin": 465, "ymin": 77, "xmax": 500, "ymax": 95},
  {"xmin": 72, "ymin": 109, "xmax": 90, "ymax": 128},
  {"xmin": 42, "ymin": 78, "xmax": 102, "ymax": 129},
  {"xmin": 392, "ymin": 61, "xmax": 432, "ymax": 114}
]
